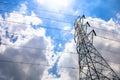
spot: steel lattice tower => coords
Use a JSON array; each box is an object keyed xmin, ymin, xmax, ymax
[{"xmin": 74, "ymin": 15, "xmax": 120, "ymax": 80}]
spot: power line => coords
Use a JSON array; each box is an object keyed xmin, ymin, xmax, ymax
[
  {"xmin": 0, "ymin": 8, "xmax": 119, "ymax": 35},
  {"xmin": 0, "ymin": 41, "xmax": 119, "ymax": 55},
  {"xmin": 97, "ymin": 48, "xmax": 120, "ymax": 55},
  {"xmin": 89, "ymin": 26, "xmax": 120, "ymax": 35},
  {"xmin": 0, "ymin": 31, "xmax": 74, "ymax": 45},
  {"xmin": 0, "ymin": 32, "xmax": 73, "ymax": 42},
  {"xmin": 0, "ymin": 29, "xmax": 120, "ymax": 44},
  {"xmin": 1, "ymin": 29, "xmax": 120, "ymax": 44},
  {"xmin": 0, "ymin": 2, "xmax": 119, "ymax": 32},
  {"xmin": 0, "ymin": 8, "xmax": 77, "ymax": 18},
  {"xmin": 1, "ymin": 41, "xmax": 119, "ymax": 61},
  {"xmin": 1, "ymin": 8, "xmax": 119, "ymax": 33},
  {"xmin": 1, "ymin": 42, "xmax": 53, "ymax": 51},
  {"xmin": 85, "ymin": 18, "xmax": 118, "ymax": 27},
  {"xmin": 0, "ymin": 59, "xmax": 79, "ymax": 69},
  {"xmin": 85, "ymin": 18, "xmax": 120, "ymax": 33},
  {"xmin": 0, "ymin": 12, "xmax": 72, "ymax": 24},
  {"xmin": 1, "ymin": 16, "xmax": 120, "ymax": 37},
  {"xmin": 0, "ymin": 40, "xmax": 119, "ymax": 66},
  {"xmin": 0, "ymin": 19, "xmax": 73, "ymax": 32},
  {"xmin": 0, "ymin": 42, "xmax": 76, "ymax": 54},
  {"xmin": 75, "ymin": 16, "xmax": 120, "ymax": 80},
  {"xmin": 0, "ymin": 1, "xmax": 78, "ymax": 18},
  {"xmin": 0, "ymin": 9, "xmax": 118, "ymax": 33},
  {"xmin": 0, "ymin": 15, "xmax": 120, "ymax": 44},
  {"xmin": 0, "ymin": 1, "xmax": 120, "ymax": 34},
  {"xmin": 96, "ymin": 35, "xmax": 120, "ymax": 43},
  {"xmin": 1, "ymin": 30, "xmax": 120, "ymax": 45},
  {"xmin": 0, "ymin": 20, "xmax": 119, "ymax": 42},
  {"xmin": 0, "ymin": 23, "xmax": 119, "ymax": 44}
]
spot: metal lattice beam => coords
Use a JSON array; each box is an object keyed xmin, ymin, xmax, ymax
[{"xmin": 74, "ymin": 15, "xmax": 120, "ymax": 80}]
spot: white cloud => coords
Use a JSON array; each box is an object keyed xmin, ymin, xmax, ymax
[
  {"xmin": 34, "ymin": 0, "xmax": 76, "ymax": 33},
  {"xmin": 19, "ymin": 3, "xmax": 28, "ymax": 14},
  {"xmin": 0, "ymin": 3, "xmax": 43, "ymax": 48},
  {"xmin": 36, "ymin": 0, "xmax": 74, "ymax": 12},
  {"xmin": 23, "ymin": 11, "xmax": 43, "ymax": 25},
  {"xmin": 87, "ymin": 17, "xmax": 120, "ymax": 76},
  {"xmin": 55, "ymin": 16, "xmax": 120, "ymax": 79},
  {"xmin": 116, "ymin": 13, "xmax": 120, "ymax": 19},
  {"xmin": 6, "ymin": 11, "xmax": 42, "ymax": 31},
  {"xmin": 57, "ymin": 40, "xmax": 78, "ymax": 80},
  {"xmin": 0, "ymin": 0, "xmax": 120, "ymax": 79},
  {"xmin": 63, "ymin": 26, "xmax": 72, "ymax": 31},
  {"xmin": 0, "ymin": 2, "xmax": 55, "ymax": 80},
  {"xmin": 109, "ymin": 62, "xmax": 120, "ymax": 71},
  {"xmin": 86, "ymin": 17, "xmax": 116, "ymax": 31}
]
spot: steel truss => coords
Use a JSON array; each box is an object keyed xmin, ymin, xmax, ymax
[{"xmin": 74, "ymin": 15, "xmax": 120, "ymax": 80}]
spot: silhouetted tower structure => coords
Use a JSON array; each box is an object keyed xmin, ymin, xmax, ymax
[{"xmin": 74, "ymin": 15, "xmax": 120, "ymax": 80}]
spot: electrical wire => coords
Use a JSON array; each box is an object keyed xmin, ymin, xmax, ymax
[
  {"xmin": 0, "ymin": 43, "xmax": 119, "ymax": 69},
  {"xmin": 1, "ymin": 29, "xmax": 120, "ymax": 46},
  {"xmin": 0, "ymin": 16, "xmax": 120, "ymax": 37},
  {"xmin": 85, "ymin": 18, "xmax": 120, "ymax": 34},
  {"xmin": 85, "ymin": 18, "xmax": 118, "ymax": 27},
  {"xmin": 97, "ymin": 48, "xmax": 120, "ymax": 55},
  {"xmin": 0, "ymin": 1, "xmax": 78, "ymax": 18},
  {"xmin": 0, "ymin": 10, "xmax": 118, "ymax": 34},
  {"xmin": 1, "ymin": 30, "xmax": 119, "ymax": 45},
  {"xmin": 0, "ymin": 18, "xmax": 120, "ymax": 42},
  {"xmin": 0, "ymin": 42, "xmax": 76, "ymax": 54},
  {"xmin": 0, "ymin": 29, "xmax": 120, "ymax": 45},
  {"xmin": 0, "ymin": 45, "xmax": 118, "ymax": 69},
  {"xmin": 89, "ymin": 26, "xmax": 120, "ymax": 35},
  {"xmin": 0, "ymin": 39, "xmax": 119, "ymax": 55},
  {"xmin": 96, "ymin": 35, "xmax": 120, "ymax": 43},
  {"xmin": 0, "ymin": 1, "xmax": 120, "ymax": 34},
  {"xmin": 0, "ymin": 8, "xmax": 119, "ymax": 36},
  {"xmin": 0, "ymin": 39, "xmax": 119, "ymax": 70},
  {"xmin": 0, "ymin": 9, "xmax": 77, "ymax": 18},
  {"xmin": 0, "ymin": 13, "xmax": 72, "ymax": 24},
  {"xmin": 0, "ymin": 5, "xmax": 119, "ymax": 52},
  {"xmin": 0, "ymin": 19, "xmax": 73, "ymax": 32},
  {"xmin": 0, "ymin": 25, "xmax": 120, "ymax": 44},
  {"xmin": 0, "ymin": 2, "xmax": 120, "ymax": 78},
  {"xmin": 0, "ymin": 59, "xmax": 79, "ymax": 69},
  {"xmin": 0, "ymin": 29, "xmax": 74, "ymax": 45},
  {"xmin": 0, "ymin": 2, "xmax": 119, "ymax": 33}
]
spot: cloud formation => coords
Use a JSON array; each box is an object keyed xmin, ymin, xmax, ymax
[
  {"xmin": 58, "ymin": 16, "xmax": 120, "ymax": 79},
  {"xmin": 0, "ymin": 3, "xmax": 54, "ymax": 80},
  {"xmin": 36, "ymin": 0, "xmax": 75, "ymax": 12},
  {"xmin": 0, "ymin": 0, "xmax": 120, "ymax": 80}
]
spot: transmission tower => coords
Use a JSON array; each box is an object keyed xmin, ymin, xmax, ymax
[{"xmin": 74, "ymin": 15, "xmax": 120, "ymax": 80}]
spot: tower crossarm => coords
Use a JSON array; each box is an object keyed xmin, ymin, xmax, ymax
[{"xmin": 74, "ymin": 15, "xmax": 120, "ymax": 80}]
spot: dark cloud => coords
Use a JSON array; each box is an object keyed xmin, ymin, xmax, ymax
[
  {"xmin": 0, "ymin": 54, "xmax": 25, "ymax": 80},
  {"xmin": 0, "ymin": 37, "xmax": 48, "ymax": 80}
]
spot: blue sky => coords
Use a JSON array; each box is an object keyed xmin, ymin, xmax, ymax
[
  {"xmin": 0, "ymin": 0, "xmax": 120, "ymax": 80},
  {"xmin": 1, "ymin": 0, "xmax": 120, "ymax": 19},
  {"xmin": 74, "ymin": 0, "xmax": 120, "ymax": 20}
]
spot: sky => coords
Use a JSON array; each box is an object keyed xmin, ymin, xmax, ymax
[{"xmin": 0, "ymin": 0, "xmax": 120, "ymax": 80}]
